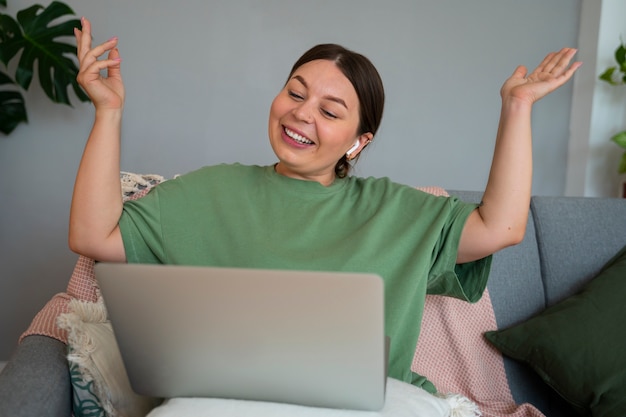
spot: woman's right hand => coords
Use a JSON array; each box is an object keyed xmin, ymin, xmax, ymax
[
  {"xmin": 69, "ymin": 17, "xmax": 127, "ymax": 262},
  {"xmin": 75, "ymin": 17, "xmax": 125, "ymax": 110}
]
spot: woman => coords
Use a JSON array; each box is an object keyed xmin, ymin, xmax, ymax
[{"xmin": 69, "ymin": 17, "xmax": 580, "ymax": 388}]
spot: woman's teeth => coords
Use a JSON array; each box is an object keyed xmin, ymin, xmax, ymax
[{"xmin": 285, "ymin": 127, "xmax": 313, "ymax": 145}]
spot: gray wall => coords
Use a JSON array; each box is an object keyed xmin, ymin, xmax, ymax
[{"xmin": 0, "ymin": 0, "xmax": 580, "ymax": 360}]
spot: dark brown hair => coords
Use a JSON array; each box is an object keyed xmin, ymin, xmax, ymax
[{"xmin": 287, "ymin": 44, "xmax": 385, "ymax": 178}]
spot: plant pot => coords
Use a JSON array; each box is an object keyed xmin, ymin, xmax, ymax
[{"xmin": 619, "ymin": 174, "xmax": 626, "ymax": 198}]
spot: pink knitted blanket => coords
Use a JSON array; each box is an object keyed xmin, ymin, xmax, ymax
[{"xmin": 413, "ymin": 292, "xmax": 544, "ymax": 417}]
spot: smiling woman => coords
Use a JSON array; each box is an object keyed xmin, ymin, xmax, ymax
[
  {"xmin": 57, "ymin": 15, "xmax": 581, "ymax": 414},
  {"xmin": 65, "ymin": 16, "xmax": 580, "ymax": 389},
  {"xmin": 269, "ymin": 43, "xmax": 385, "ymax": 184},
  {"xmin": 64, "ymin": 14, "xmax": 580, "ymax": 385},
  {"xmin": 270, "ymin": 60, "xmax": 372, "ymax": 185}
]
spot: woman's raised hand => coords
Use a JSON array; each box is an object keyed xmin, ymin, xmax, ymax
[
  {"xmin": 500, "ymin": 48, "xmax": 582, "ymax": 106},
  {"xmin": 75, "ymin": 17, "xmax": 125, "ymax": 110}
]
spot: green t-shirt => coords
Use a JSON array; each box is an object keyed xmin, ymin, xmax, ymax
[{"xmin": 119, "ymin": 164, "xmax": 491, "ymax": 391}]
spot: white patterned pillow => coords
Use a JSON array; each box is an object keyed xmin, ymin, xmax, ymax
[{"xmin": 57, "ymin": 298, "xmax": 162, "ymax": 417}]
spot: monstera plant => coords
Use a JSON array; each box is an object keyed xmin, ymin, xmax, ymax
[
  {"xmin": 599, "ymin": 40, "xmax": 626, "ymax": 174},
  {"xmin": 0, "ymin": 0, "xmax": 88, "ymax": 135}
]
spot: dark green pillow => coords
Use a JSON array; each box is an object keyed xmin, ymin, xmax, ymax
[{"xmin": 485, "ymin": 244, "xmax": 626, "ymax": 417}]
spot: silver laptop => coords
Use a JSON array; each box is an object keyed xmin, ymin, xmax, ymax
[{"xmin": 95, "ymin": 262, "xmax": 387, "ymax": 411}]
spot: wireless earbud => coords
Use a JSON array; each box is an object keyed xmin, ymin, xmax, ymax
[{"xmin": 346, "ymin": 140, "xmax": 361, "ymax": 156}]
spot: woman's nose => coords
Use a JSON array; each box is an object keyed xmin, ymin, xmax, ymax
[{"xmin": 293, "ymin": 102, "xmax": 314, "ymax": 123}]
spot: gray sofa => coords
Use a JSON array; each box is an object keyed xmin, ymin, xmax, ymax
[
  {"xmin": 1, "ymin": 192, "xmax": 625, "ymax": 417},
  {"xmin": 453, "ymin": 191, "xmax": 626, "ymax": 417}
]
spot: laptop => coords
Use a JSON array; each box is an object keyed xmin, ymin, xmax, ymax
[{"xmin": 95, "ymin": 262, "xmax": 387, "ymax": 411}]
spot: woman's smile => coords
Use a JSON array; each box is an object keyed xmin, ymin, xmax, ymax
[{"xmin": 283, "ymin": 126, "xmax": 314, "ymax": 147}]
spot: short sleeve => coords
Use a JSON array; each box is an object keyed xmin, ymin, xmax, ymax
[
  {"xmin": 119, "ymin": 187, "xmax": 166, "ymax": 264},
  {"xmin": 426, "ymin": 199, "xmax": 492, "ymax": 302}
]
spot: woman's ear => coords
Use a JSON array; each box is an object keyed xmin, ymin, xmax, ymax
[{"xmin": 346, "ymin": 133, "xmax": 373, "ymax": 160}]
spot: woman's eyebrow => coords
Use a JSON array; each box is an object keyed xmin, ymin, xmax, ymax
[{"xmin": 291, "ymin": 75, "xmax": 348, "ymax": 109}]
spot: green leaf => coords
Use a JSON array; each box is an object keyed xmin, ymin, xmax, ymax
[
  {"xmin": 0, "ymin": 90, "xmax": 27, "ymax": 134},
  {"xmin": 0, "ymin": 69, "xmax": 26, "ymax": 134},
  {"xmin": 619, "ymin": 153, "xmax": 626, "ymax": 175},
  {"xmin": 612, "ymin": 131, "xmax": 626, "ymax": 149},
  {"xmin": 599, "ymin": 67, "xmax": 618, "ymax": 85},
  {"xmin": 0, "ymin": 13, "xmax": 25, "ymax": 66},
  {"xmin": 4, "ymin": 2, "xmax": 88, "ymax": 105},
  {"xmin": 616, "ymin": 43, "xmax": 626, "ymax": 67},
  {"xmin": 0, "ymin": 0, "xmax": 6, "ymax": 8}
]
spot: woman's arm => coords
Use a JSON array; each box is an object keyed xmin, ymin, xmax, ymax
[
  {"xmin": 68, "ymin": 17, "xmax": 127, "ymax": 262},
  {"xmin": 457, "ymin": 48, "xmax": 582, "ymax": 264}
]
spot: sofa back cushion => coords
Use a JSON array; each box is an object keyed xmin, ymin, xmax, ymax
[{"xmin": 531, "ymin": 196, "xmax": 626, "ymax": 305}]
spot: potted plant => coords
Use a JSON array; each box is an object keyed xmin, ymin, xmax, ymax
[
  {"xmin": 599, "ymin": 40, "xmax": 626, "ymax": 197},
  {"xmin": 0, "ymin": 0, "xmax": 88, "ymax": 135}
]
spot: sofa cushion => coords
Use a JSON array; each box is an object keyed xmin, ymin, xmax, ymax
[
  {"xmin": 531, "ymin": 196, "xmax": 626, "ymax": 305},
  {"xmin": 485, "ymin": 244, "xmax": 626, "ymax": 417},
  {"xmin": 0, "ymin": 336, "xmax": 72, "ymax": 417}
]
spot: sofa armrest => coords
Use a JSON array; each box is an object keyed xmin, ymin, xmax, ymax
[{"xmin": 0, "ymin": 335, "xmax": 72, "ymax": 417}]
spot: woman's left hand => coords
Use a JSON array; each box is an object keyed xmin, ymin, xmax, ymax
[{"xmin": 500, "ymin": 48, "xmax": 582, "ymax": 105}]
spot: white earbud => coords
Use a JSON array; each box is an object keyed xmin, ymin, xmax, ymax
[{"xmin": 346, "ymin": 140, "xmax": 361, "ymax": 157}]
